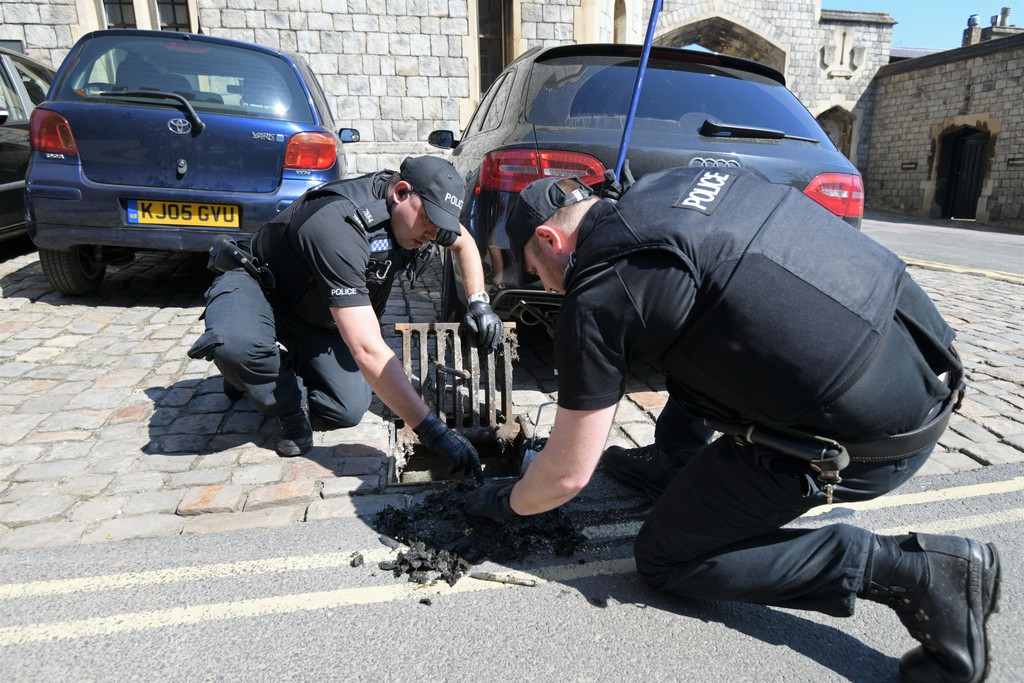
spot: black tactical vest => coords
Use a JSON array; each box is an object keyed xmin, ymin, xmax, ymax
[
  {"xmin": 569, "ymin": 167, "xmax": 908, "ymax": 426},
  {"xmin": 253, "ymin": 172, "xmax": 413, "ymax": 326}
]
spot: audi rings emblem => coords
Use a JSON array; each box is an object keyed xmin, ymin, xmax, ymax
[
  {"xmin": 688, "ymin": 157, "xmax": 741, "ymax": 168},
  {"xmin": 168, "ymin": 118, "xmax": 192, "ymax": 135}
]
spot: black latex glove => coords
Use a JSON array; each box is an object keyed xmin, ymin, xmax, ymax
[
  {"xmin": 465, "ymin": 482, "xmax": 519, "ymax": 521},
  {"xmin": 414, "ymin": 412, "xmax": 484, "ymax": 483},
  {"xmin": 463, "ymin": 301, "xmax": 503, "ymax": 353}
]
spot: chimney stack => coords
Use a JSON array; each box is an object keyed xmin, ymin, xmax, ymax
[{"xmin": 963, "ymin": 14, "xmax": 982, "ymax": 45}]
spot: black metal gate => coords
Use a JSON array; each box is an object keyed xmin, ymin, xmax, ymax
[{"xmin": 943, "ymin": 129, "xmax": 990, "ymax": 220}]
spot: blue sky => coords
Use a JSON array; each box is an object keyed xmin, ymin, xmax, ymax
[{"xmin": 821, "ymin": 1, "xmax": 1021, "ymax": 49}]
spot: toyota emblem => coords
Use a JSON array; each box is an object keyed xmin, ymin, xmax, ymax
[{"xmin": 168, "ymin": 118, "xmax": 192, "ymax": 135}]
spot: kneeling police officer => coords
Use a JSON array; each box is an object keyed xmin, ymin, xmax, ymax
[
  {"xmin": 189, "ymin": 156, "xmax": 501, "ymax": 478},
  {"xmin": 467, "ymin": 167, "xmax": 1000, "ymax": 682}
]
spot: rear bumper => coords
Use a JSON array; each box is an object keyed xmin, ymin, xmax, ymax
[{"xmin": 25, "ymin": 164, "xmax": 323, "ymax": 252}]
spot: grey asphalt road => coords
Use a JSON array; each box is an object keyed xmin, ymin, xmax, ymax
[
  {"xmin": 0, "ymin": 461, "xmax": 1020, "ymax": 682},
  {"xmin": 862, "ymin": 210, "xmax": 1024, "ymax": 276}
]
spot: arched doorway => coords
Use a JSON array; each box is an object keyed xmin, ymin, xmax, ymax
[
  {"xmin": 817, "ymin": 106, "xmax": 853, "ymax": 158},
  {"xmin": 656, "ymin": 17, "xmax": 785, "ymax": 73},
  {"xmin": 938, "ymin": 128, "xmax": 990, "ymax": 220}
]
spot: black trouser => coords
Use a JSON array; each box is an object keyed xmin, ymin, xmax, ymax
[
  {"xmin": 189, "ymin": 269, "xmax": 371, "ymax": 426},
  {"xmin": 638, "ymin": 399, "xmax": 932, "ymax": 617}
]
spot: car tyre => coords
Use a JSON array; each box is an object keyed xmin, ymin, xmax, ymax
[{"xmin": 38, "ymin": 246, "xmax": 107, "ymax": 295}]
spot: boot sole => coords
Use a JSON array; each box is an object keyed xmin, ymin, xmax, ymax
[
  {"xmin": 898, "ymin": 540, "xmax": 1000, "ymax": 683},
  {"xmin": 276, "ymin": 441, "xmax": 313, "ymax": 457},
  {"xmin": 978, "ymin": 543, "xmax": 1001, "ymax": 682}
]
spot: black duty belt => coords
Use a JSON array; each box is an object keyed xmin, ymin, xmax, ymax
[{"xmin": 706, "ymin": 366, "xmax": 965, "ymax": 504}]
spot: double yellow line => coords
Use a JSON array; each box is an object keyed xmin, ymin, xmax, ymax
[{"xmin": 1, "ymin": 477, "xmax": 1022, "ymax": 646}]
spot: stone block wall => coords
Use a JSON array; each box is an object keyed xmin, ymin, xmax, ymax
[
  {"xmin": 864, "ymin": 34, "xmax": 1024, "ymax": 227},
  {"xmin": 199, "ymin": 0, "xmax": 472, "ymax": 176},
  {"xmin": 522, "ymin": 0, "xmax": 579, "ymax": 47},
  {"xmin": 0, "ymin": 0, "xmax": 78, "ymax": 69}
]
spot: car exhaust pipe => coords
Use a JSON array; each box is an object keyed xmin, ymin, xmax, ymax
[{"xmin": 513, "ymin": 300, "xmax": 556, "ymax": 337}]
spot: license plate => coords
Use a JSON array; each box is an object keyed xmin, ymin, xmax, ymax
[{"xmin": 127, "ymin": 200, "xmax": 240, "ymax": 228}]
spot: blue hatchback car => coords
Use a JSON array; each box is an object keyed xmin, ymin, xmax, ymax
[{"xmin": 26, "ymin": 29, "xmax": 358, "ymax": 294}]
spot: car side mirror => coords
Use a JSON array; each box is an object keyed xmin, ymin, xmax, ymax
[
  {"xmin": 0, "ymin": 108, "xmax": 7, "ymax": 125},
  {"xmin": 428, "ymin": 129, "xmax": 458, "ymax": 149},
  {"xmin": 338, "ymin": 128, "xmax": 360, "ymax": 143}
]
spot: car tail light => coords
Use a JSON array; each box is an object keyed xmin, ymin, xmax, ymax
[
  {"xmin": 479, "ymin": 149, "xmax": 606, "ymax": 192},
  {"xmin": 283, "ymin": 132, "xmax": 337, "ymax": 170},
  {"xmin": 803, "ymin": 173, "xmax": 864, "ymax": 218},
  {"xmin": 30, "ymin": 109, "xmax": 78, "ymax": 155}
]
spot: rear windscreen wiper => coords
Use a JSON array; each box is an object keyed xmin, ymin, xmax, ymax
[
  {"xmin": 98, "ymin": 90, "xmax": 205, "ymax": 134},
  {"xmin": 700, "ymin": 119, "xmax": 817, "ymax": 143}
]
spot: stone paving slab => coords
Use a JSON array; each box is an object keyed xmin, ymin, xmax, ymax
[{"xmin": 0, "ymin": 242, "xmax": 1021, "ymax": 553}]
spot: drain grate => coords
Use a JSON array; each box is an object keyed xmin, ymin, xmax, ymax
[{"xmin": 391, "ymin": 322, "xmax": 523, "ymax": 486}]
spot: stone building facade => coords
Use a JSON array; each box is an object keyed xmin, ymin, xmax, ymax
[
  {"xmin": 1, "ymin": 0, "xmax": 1020, "ymax": 228},
  {"xmin": 863, "ymin": 33, "xmax": 1024, "ymax": 226}
]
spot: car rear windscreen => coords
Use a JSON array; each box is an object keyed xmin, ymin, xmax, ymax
[
  {"xmin": 54, "ymin": 35, "xmax": 313, "ymax": 123},
  {"xmin": 525, "ymin": 54, "xmax": 829, "ymax": 143}
]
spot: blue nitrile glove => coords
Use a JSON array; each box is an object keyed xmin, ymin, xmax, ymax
[
  {"xmin": 465, "ymin": 482, "xmax": 519, "ymax": 521},
  {"xmin": 463, "ymin": 301, "xmax": 503, "ymax": 353},
  {"xmin": 413, "ymin": 412, "xmax": 484, "ymax": 483}
]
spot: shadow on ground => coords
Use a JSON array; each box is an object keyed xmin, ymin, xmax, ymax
[
  {"xmin": 0, "ymin": 249, "xmax": 212, "ymax": 307},
  {"xmin": 141, "ymin": 376, "xmax": 387, "ymax": 480}
]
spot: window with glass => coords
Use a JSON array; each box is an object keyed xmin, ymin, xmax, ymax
[
  {"xmin": 157, "ymin": 0, "xmax": 192, "ymax": 32},
  {"xmin": 0, "ymin": 67, "xmax": 27, "ymax": 120},
  {"xmin": 103, "ymin": 0, "xmax": 137, "ymax": 29},
  {"xmin": 53, "ymin": 35, "xmax": 313, "ymax": 123},
  {"xmin": 10, "ymin": 55, "xmax": 54, "ymax": 106},
  {"xmin": 478, "ymin": 0, "xmax": 512, "ymax": 93}
]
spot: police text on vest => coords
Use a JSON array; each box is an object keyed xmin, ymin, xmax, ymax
[{"xmin": 679, "ymin": 172, "xmax": 731, "ymax": 213}]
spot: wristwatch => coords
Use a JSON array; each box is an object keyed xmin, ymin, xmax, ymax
[{"xmin": 467, "ymin": 290, "xmax": 490, "ymax": 305}]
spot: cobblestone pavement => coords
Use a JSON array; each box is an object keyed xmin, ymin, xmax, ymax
[{"xmin": 0, "ymin": 239, "xmax": 1022, "ymax": 552}]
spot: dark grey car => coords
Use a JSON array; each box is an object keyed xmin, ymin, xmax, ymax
[
  {"xmin": 429, "ymin": 43, "xmax": 863, "ymax": 332},
  {"xmin": 0, "ymin": 47, "xmax": 55, "ymax": 241}
]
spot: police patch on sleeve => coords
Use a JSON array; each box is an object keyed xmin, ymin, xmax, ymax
[{"xmin": 674, "ymin": 171, "xmax": 735, "ymax": 215}]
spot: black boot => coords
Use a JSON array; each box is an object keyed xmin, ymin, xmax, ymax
[
  {"xmin": 276, "ymin": 407, "xmax": 312, "ymax": 457},
  {"xmin": 601, "ymin": 444, "xmax": 683, "ymax": 502},
  {"xmin": 863, "ymin": 533, "xmax": 1001, "ymax": 683}
]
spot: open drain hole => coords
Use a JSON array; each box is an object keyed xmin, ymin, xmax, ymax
[
  {"xmin": 388, "ymin": 418, "xmax": 530, "ymax": 487},
  {"xmin": 393, "ymin": 440, "xmax": 525, "ymax": 485}
]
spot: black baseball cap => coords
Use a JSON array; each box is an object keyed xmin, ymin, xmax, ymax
[
  {"xmin": 506, "ymin": 177, "xmax": 594, "ymax": 281},
  {"xmin": 400, "ymin": 156, "xmax": 464, "ymax": 238}
]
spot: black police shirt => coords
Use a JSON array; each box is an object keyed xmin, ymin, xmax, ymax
[
  {"xmin": 259, "ymin": 173, "xmax": 411, "ymax": 328},
  {"xmin": 553, "ymin": 210, "xmax": 699, "ymax": 412}
]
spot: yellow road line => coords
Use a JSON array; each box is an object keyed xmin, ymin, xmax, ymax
[
  {"xmin": 902, "ymin": 257, "xmax": 1024, "ymax": 284},
  {"xmin": 2, "ymin": 478, "xmax": 1021, "ymax": 604},
  {"xmin": 0, "ymin": 549, "xmax": 394, "ymax": 600},
  {"xmin": 876, "ymin": 507, "xmax": 1024, "ymax": 536},
  {"xmin": 803, "ymin": 476, "xmax": 1024, "ymax": 517},
  {"xmin": 0, "ymin": 558, "xmax": 635, "ymax": 646}
]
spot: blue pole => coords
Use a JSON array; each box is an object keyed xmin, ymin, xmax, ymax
[{"xmin": 614, "ymin": 0, "xmax": 664, "ymax": 182}]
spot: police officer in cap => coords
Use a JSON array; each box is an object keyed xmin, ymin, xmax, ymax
[
  {"xmin": 189, "ymin": 156, "xmax": 501, "ymax": 477},
  {"xmin": 466, "ymin": 166, "xmax": 1000, "ymax": 682}
]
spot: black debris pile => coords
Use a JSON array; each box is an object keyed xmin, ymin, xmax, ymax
[
  {"xmin": 373, "ymin": 482, "xmax": 584, "ymax": 585},
  {"xmin": 379, "ymin": 541, "xmax": 470, "ymax": 586}
]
